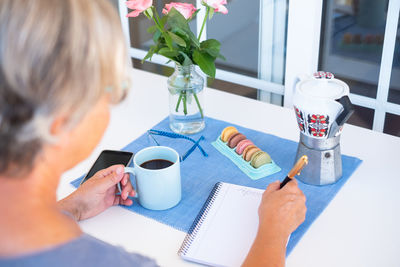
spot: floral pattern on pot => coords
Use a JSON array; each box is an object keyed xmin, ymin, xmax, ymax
[
  {"xmin": 307, "ymin": 114, "xmax": 329, "ymax": 137},
  {"xmin": 294, "ymin": 106, "xmax": 305, "ymax": 133}
]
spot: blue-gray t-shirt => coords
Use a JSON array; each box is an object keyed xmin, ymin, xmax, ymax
[{"xmin": 0, "ymin": 234, "xmax": 159, "ymax": 267}]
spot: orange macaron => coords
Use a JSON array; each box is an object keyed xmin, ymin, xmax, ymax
[
  {"xmin": 221, "ymin": 126, "xmax": 238, "ymax": 142},
  {"xmin": 242, "ymin": 145, "xmax": 260, "ymax": 162}
]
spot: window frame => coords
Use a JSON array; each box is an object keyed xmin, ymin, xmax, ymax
[
  {"xmin": 119, "ymin": 0, "xmax": 400, "ymax": 133},
  {"xmin": 118, "ymin": 0, "xmax": 285, "ymax": 96},
  {"xmin": 284, "ymin": 0, "xmax": 400, "ymax": 132}
]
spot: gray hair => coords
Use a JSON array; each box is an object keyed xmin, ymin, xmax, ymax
[{"xmin": 0, "ymin": 0, "xmax": 130, "ymax": 175}]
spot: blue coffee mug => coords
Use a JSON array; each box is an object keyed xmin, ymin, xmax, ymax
[{"xmin": 124, "ymin": 146, "xmax": 181, "ymax": 210}]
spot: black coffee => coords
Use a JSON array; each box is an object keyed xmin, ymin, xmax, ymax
[{"xmin": 140, "ymin": 159, "xmax": 174, "ymax": 170}]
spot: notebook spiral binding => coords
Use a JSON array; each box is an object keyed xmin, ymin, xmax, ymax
[{"xmin": 178, "ymin": 182, "xmax": 223, "ymax": 256}]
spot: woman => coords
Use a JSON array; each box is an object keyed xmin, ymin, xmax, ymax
[{"xmin": 0, "ymin": 1, "xmax": 306, "ymax": 266}]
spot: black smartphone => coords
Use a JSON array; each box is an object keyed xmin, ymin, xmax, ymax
[{"xmin": 80, "ymin": 150, "xmax": 134, "ymax": 191}]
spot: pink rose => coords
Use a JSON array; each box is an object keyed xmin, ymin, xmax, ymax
[
  {"xmin": 162, "ymin": 3, "xmax": 197, "ymax": 20},
  {"xmin": 202, "ymin": 0, "xmax": 228, "ymax": 14},
  {"xmin": 126, "ymin": 0, "xmax": 153, "ymax": 17}
]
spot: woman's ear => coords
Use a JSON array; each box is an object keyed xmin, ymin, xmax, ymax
[{"xmin": 49, "ymin": 114, "xmax": 70, "ymax": 138}]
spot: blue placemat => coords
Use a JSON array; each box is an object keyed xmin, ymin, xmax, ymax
[{"xmin": 71, "ymin": 116, "xmax": 362, "ymax": 255}]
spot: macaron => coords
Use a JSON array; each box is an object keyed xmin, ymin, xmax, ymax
[
  {"xmin": 228, "ymin": 133, "xmax": 246, "ymax": 148},
  {"xmin": 235, "ymin": 139, "xmax": 253, "ymax": 155},
  {"xmin": 250, "ymin": 151, "xmax": 272, "ymax": 168},
  {"xmin": 243, "ymin": 145, "xmax": 260, "ymax": 162},
  {"xmin": 220, "ymin": 126, "xmax": 238, "ymax": 142}
]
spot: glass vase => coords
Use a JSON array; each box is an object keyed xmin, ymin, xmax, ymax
[{"xmin": 168, "ymin": 64, "xmax": 205, "ymax": 134}]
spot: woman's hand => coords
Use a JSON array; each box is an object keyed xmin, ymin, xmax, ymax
[
  {"xmin": 258, "ymin": 179, "xmax": 307, "ymax": 243},
  {"xmin": 58, "ymin": 165, "xmax": 135, "ymax": 221},
  {"xmin": 243, "ymin": 179, "xmax": 306, "ymax": 267}
]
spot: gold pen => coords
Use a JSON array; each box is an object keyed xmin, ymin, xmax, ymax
[{"xmin": 280, "ymin": 155, "xmax": 308, "ymax": 189}]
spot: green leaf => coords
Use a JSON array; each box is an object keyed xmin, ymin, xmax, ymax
[
  {"xmin": 143, "ymin": 9, "xmax": 151, "ymax": 20},
  {"xmin": 142, "ymin": 46, "xmax": 155, "ymax": 63},
  {"xmin": 179, "ymin": 51, "xmax": 193, "ymax": 66},
  {"xmin": 200, "ymin": 39, "xmax": 220, "ymax": 58},
  {"xmin": 217, "ymin": 53, "xmax": 226, "ymax": 61},
  {"xmin": 172, "ymin": 28, "xmax": 190, "ymax": 42},
  {"xmin": 188, "ymin": 32, "xmax": 200, "ymax": 48},
  {"xmin": 193, "ymin": 49, "xmax": 216, "ymax": 77},
  {"xmin": 146, "ymin": 8, "xmax": 153, "ymax": 19},
  {"xmin": 167, "ymin": 8, "xmax": 200, "ymax": 48},
  {"xmin": 153, "ymin": 44, "xmax": 162, "ymax": 54},
  {"xmin": 147, "ymin": 25, "xmax": 157, "ymax": 34},
  {"xmin": 167, "ymin": 8, "xmax": 190, "ymax": 30},
  {"xmin": 153, "ymin": 29, "xmax": 161, "ymax": 43},
  {"xmin": 168, "ymin": 32, "xmax": 186, "ymax": 47},
  {"xmin": 162, "ymin": 32, "xmax": 173, "ymax": 50},
  {"xmin": 189, "ymin": 9, "xmax": 200, "ymax": 21},
  {"xmin": 158, "ymin": 47, "xmax": 179, "ymax": 59},
  {"xmin": 160, "ymin": 15, "xmax": 168, "ymax": 27},
  {"xmin": 202, "ymin": 49, "xmax": 218, "ymax": 58},
  {"xmin": 201, "ymin": 39, "xmax": 220, "ymax": 48}
]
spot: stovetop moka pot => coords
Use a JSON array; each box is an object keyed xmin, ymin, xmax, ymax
[{"xmin": 292, "ymin": 71, "xmax": 354, "ymax": 185}]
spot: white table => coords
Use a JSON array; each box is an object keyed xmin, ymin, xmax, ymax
[{"xmin": 58, "ymin": 68, "xmax": 400, "ymax": 267}]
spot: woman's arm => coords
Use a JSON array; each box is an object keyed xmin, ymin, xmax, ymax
[{"xmin": 242, "ymin": 180, "xmax": 306, "ymax": 267}]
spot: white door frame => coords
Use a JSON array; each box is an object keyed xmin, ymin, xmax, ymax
[{"xmin": 284, "ymin": 0, "xmax": 324, "ymax": 108}]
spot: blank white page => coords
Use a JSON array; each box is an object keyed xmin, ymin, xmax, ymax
[{"xmin": 181, "ymin": 183, "xmax": 263, "ymax": 267}]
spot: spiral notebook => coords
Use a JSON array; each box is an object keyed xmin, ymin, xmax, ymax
[{"xmin": 178, "ymin": 182, "xmax": 264, "ymax": 267}]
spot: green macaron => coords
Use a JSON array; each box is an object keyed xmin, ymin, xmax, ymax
[{"xmin": 250, "ymin": 151, "xmax": 272, "ymax": 168}]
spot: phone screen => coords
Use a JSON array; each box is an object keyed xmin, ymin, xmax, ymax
[{"xmin": 80, "ymin": 150, "xmax": 133, "ymax": 185}]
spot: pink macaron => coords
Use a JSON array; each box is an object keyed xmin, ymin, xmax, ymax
[
  {"xmin": 235, "ymin": 139, "xmax": 254, "ymax": 155},
  {"xmin": 227, "ymin": 133, "xmax": 246, "ymax": 148}
]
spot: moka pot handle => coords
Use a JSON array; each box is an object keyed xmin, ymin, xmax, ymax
[{"xmin": 335, "ymin": 95, "xmax": 355, "ymax": 127}]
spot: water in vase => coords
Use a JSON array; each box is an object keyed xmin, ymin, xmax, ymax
[{"xmin": 169, "ymin": 86, "xmax": 205, "ymax": 134}]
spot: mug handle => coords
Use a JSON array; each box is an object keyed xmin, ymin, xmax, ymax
[
  {"xmin": 124, "ymin": 167, "xmax": 139, "ymax": 199},
  {"xmin": 335, "ymin": 95, "xmax": 355, "ymax": 127}
]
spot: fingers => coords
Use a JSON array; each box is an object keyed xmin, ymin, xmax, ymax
[
  {"xmin": 264, "ymin": 180, "xmax": 280, "ymax": 194},
  {"xmin": 112, "ymin": 195, "xmax": 133, "ymax": 206},
  {"xmin": 288, "ymin": 188, "xmax": 307, "ymax": 224},
  {"xmin": 97, "ymin": 165, "xmax": 125, "ymax": 190},
  {"xmin": 297, "ymin": 200, "xmax": 307, "ymax": 222},
  {"xmin": 121, "ymin": 174, "xmax": 136, "ymax": 196},
  {"xmin": 120, "ymin": 173, "xmax": 136, "ymax": 200},
  {"xmin": 91, "ymin": 164, "xmax": 125, "ymax": 181},
  {"xmin": 121, "ymin": 198, "xmax": 133, "ymax": 206},
  {"xmin": 98, "ymin": 164, "xmax": 126, "ymax": 177},
  {"xmin": 120, "ymin": 185, "xmax": 135, "ymax": 200},
  {"xmin": 291, "ymin": 194, "xmax": 307, "ymax": 226},
  {"xmin": 258, "ymin": 179, "xmax": 307, "ymax": 237},
  {"xmin": 279, "ymin": 179, "xmax": 307, "ymax": 225},
  {"xmin": 281, "ymin": 179, "xmax": 301, "ymax": 194},
  {"xmin": 282, "ymin": 180, "xmax": 306, "ymax": 205},
  {"xmin": 121, "ymin": 173, "xmax": 129, "ymax": 186},
  {"xmin": 99, "ymin": 166, "xmax": 135, "ymax": 206}
]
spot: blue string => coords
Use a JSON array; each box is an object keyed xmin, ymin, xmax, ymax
[
  {"xmin": 147, "ymin": 131, "xmax": 160, "ymax": 146},
  {"xmin": 148, "ymin": 129, "xmax": 196, "ymax": 142},
  {"xmin": 147, "ymin": 129, "xmax": 208, "ymax": 157},
  {"xmin": 182, "ymin": 136, "xmax": 205, "ymax": 161}
]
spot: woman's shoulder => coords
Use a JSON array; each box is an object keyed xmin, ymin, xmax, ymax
[{"xmin": 0, "ymin": 234, "xmax": 159, "ymax": 267}]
